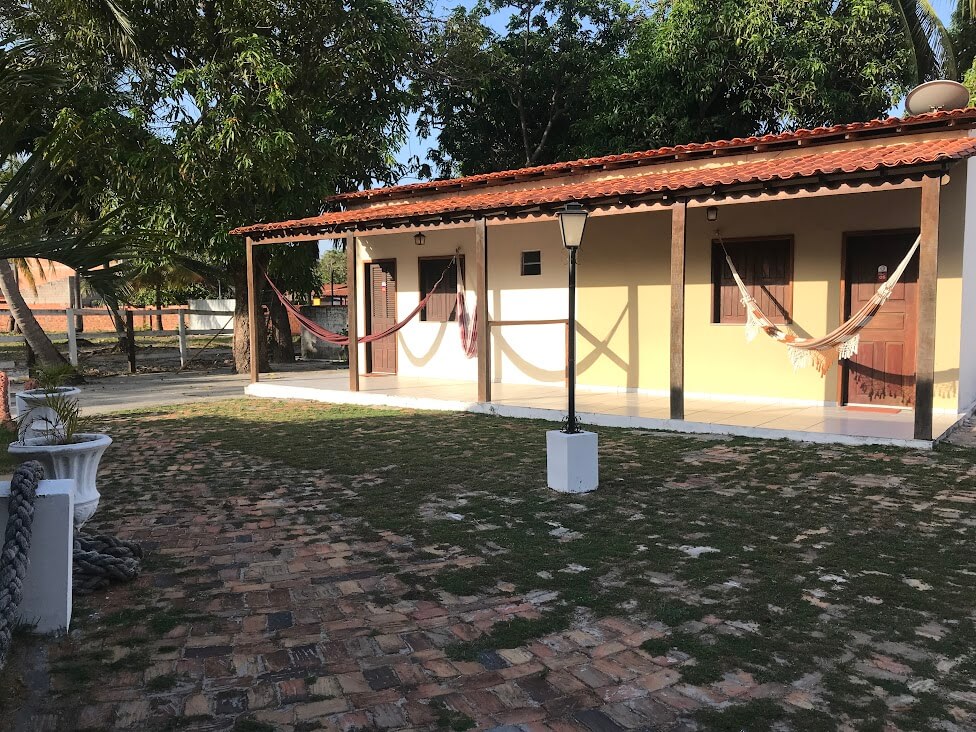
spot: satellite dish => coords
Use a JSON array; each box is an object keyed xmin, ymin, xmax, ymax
[{"xmin": 905, "ymin": 79, "xmax": 970, "ymax": 116}]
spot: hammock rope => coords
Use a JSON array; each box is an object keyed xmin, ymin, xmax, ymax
[
  {"xmin": 456, "ymin": 257, "xmax": 478, "ymax": 359},
  {"xmin": 266, "ymin": 252, "xmax": 477, "ymax": 355},
  {"xmin": 720, "ymin": 232, "xmax": 921, "ymax": 375}
]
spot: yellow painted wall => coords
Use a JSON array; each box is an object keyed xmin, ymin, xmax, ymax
[{"xmin": 355, "ymin": 181, "xmax": 968, "ymax": 411}]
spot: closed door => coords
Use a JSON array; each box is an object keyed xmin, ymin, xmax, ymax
[
  {"xmin": 843, "ymin": 232, "xmax": 918, "ymax": 407},
  {"xmin": 366, "ymin": 261, "xmax": 397, "ymax": 374}
]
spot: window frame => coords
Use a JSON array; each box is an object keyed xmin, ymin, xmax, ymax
[
  {"xmin": 710, "ymin": 236, "xmax": 794, "ymax": 325},
  {"xmin": 418, "ymin": 254, "xmax": 464, "ymax": 323},
  {"xmin": 520, "ymin": 250, "xmax": 542, "ymax": 276}
]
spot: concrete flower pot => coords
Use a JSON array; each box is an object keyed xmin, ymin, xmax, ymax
[
  {"xmin": 9, "ymin": 433, "xmax": 112, "ymax": 529},
  {"xmin": 15, "ymin": 387, "xmax": 82, "ymax": 440}
]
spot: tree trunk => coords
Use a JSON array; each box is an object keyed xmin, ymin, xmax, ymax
[
  {"xmin": 105, "ymin": 305, "xmax": 128, "ymax": 352},
  {"xmin": 232, "ymin": 259, "xmax": 269, "ymax": 374},
  {"xmin": 154, "ymin": 286, "xmax": 163, "ymax": 331},
  {"xmin": 0, "ymin": 371, "xmax": 12, "ymax": 426},
  {"xmin": 0, "ymin": 259, "xmax": 67, "ymax": 366},
  {"xmin": 267, "ymin": 295, "xmax": 294, "ymax": 363}
]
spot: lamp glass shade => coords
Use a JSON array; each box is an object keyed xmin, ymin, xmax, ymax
[
  {"xmin": 557, "ymin": 203, "xmax": 588, "ymax": 249},
  {"xmin": 414, "ymin": 232, "xmax": 426, "ymax": 246}
]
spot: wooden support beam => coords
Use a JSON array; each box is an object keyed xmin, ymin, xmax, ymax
[
  {"xmin": 346, "ymin": 235, "xmax": 360, "ymax": 392},
  {"xmin": 669, "ymin": 200, "xmax": 687, "ymax": 420},
  {"xmin": 246, "ymin": 237, "xmax": 260, "ymax": 384},
  {"xmin": 474, "ymin": 219, "xmax": 490, "ymax": 402},
  {"xmin": 915, "ymin": 176, "xmax": 941, "ymax": 441}
]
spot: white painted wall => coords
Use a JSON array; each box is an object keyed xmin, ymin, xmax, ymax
[
  {"xmin": 357, "ymin": 229, "xmax": 479, "ymax": 381},
  {"xmin": 958, "ymin": 159, "xmax": 976, "ymax": 412}
]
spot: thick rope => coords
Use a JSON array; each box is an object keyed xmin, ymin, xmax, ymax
[
  {"xmin": 0, "ymin": 461, "xmax": 43, "ymax": 668},
  {"xmin": 73, "ymin": 533, "xmax": 143, "ymax": 596}
]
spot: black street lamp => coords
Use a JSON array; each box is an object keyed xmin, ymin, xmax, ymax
[{"xmin": 556, "ymin": 202, "xmax": 589, "ymax": 434}]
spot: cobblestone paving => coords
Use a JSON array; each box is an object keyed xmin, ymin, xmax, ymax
[{"xmin": 3, "ymin": 400, "xmax": 976, "ymax": 731}]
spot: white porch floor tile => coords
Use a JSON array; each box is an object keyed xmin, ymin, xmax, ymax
[{"xmin": 248, "ymin": 370, "xmax": 965, "ymax": 447}]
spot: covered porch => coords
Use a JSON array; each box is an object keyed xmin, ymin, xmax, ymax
[
  {"xmin": 246, "ymin": 370, "xmax": 963, "ymax": 448},
  {"xmin": 233, "ymin": 110, "xmax": 976, "ymax": 448}
]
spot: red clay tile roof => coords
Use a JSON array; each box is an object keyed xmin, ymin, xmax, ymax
[
  {"xmin": 327, "ymin": 107, "xmax": 976, "ymax": 204},
  {"xmin": 232, "ymin": 137, "xmax": 976, "ymax": 237}
]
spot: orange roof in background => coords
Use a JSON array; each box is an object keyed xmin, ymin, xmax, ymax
[
  {"xmin": 327, "ymin": 107, "xmax": 976, "ymax": 204},
  {"xmin": 320, "ymin": 283, "xmax": 348, "ymax": 297},
  {"xmin": 232, "ymin": 136, "xmax": 976, "ymax": 237}
]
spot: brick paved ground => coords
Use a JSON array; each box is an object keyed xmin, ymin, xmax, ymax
[{"xmin": 3, "ymin": 399, "xmax": 976, "ymax": 731}]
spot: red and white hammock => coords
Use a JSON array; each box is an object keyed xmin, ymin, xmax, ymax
[
  {"xmin": 723, "ymin": 234, "xmax": 921, "ymax": 375},
  {"xmin": 265, "ymin": 253, "xmax": 477, "ymax": 356}
]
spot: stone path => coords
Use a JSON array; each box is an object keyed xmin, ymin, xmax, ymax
[
  {"xmin": 5, "ymin": 400, "xmax": 976, "ymax": 731},
  {"xmin": 6, "ymin": 422, "xmax": 777, "ymax": 731}
]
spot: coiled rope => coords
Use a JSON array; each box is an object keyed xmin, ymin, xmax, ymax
[
  {"xmin": 73, "ymin": 532, "xmax": 142, "ymax": 595},
  {"xmin": 0, "ymin": 461, "xmax": 42, "ymax": 667}
]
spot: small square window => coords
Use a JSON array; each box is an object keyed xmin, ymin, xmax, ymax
[{"xmin": 521, "ymin": 250, "xmax": 541, "ymax": 276}]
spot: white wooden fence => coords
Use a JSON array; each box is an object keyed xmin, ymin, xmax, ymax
[{"xmin": 0, "ymin": 307, "xmax": 234, "ymax": 371}]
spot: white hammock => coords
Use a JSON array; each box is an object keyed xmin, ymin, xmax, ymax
[{"xmin": 723, "ymin": 234, "xmax": 920, "ymax": 375}]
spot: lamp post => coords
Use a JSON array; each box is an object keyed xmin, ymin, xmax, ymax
[
  {"xmin": 556, "ymin": 202, "xmax": 589, "ymax": 434},
  {"xmin": 547, "ymin": 202, "xmax": 597, "ymax": 493}
]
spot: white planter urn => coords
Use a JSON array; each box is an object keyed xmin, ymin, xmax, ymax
[
  {"xmin": 15, "ymin": 387, "xmax": 82, "ymax": 440},
  {"xmin": 9, "ymin": 433, "xmax": 112, "ymax": 529}
]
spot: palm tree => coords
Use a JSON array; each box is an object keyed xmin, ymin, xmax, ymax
[
  {"xmin": 893, "ymin": 0, "xmax": 976, "ymax": 83},
  {"xmin": 1, "ymin": 45, "xmax": 138, "ymax": 365}
]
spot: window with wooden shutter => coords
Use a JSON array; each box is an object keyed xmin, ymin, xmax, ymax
[
  {"xmin": 419, "ymin": 256, "xmax": 461, "ymax": 322},
  {"xmin": 712, "ymin": 238, "xmax": 793, "ymax": 324}
]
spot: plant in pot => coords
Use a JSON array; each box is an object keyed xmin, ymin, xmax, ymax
[
  {"xmin": 16, "ymin": 364, "xmax": 82, "ymax": 439},
  {"xmin": 9, "ymin": 390, "xmax": 111, "ymax": 529}
]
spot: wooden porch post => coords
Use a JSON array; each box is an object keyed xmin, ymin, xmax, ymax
[
  {"xmin": 669, "ymin": 200, "xmax": 687, "ymax": 420},
  {"xmin": 915, "ymin": 176, "xmax": 941, "ymax": 440},
  {"xmin": 245, "ymin": 236, "xmax": 259, "ymax": 384},
  {"xmin": 475, "ymin": 218, "xmax": 490, "ymax": 402},
  {"xmin": 346, "ymin": 235, "xmax": 360, "ymax": 392}
]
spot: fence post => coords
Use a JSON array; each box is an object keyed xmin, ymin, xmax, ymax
[
  {"xmin": 66, "ymin": 308, "xmax": 78, "ymax": 367},
  {"xmin": 178, "ymin": 310, "xmax": 187, "ymax": 368},
  {"xmin": 125, "ymin": 310, "xmax": 136, "ymax": 374}
]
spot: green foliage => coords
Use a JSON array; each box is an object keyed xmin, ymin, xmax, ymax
[
  {"xmin": 318, "ymin": 245, "xmax": 347, "ymax": 289},
  {"xmin": 417, "ymin": 0, "xmax": 916, "ymax": 171},
  {"xmin": 34, "ymin": 363, "xmax": 77, "ymax": 390},
  {"xmin": 415, "ymin": 0, "xmax": 636, "ymax": 175},
  {"xmin": 585, "ymin": 0, "xmax": 913, "ymax": 154}
]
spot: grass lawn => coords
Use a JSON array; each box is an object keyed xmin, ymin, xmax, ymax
[{"xmin": 10, "ymin": 398, "xmax": 976, "ymax": 730}]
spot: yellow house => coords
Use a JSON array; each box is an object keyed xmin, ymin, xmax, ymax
[{"xmin": 233, "ymin": 108, "xmax": 976, "ymax": 448}]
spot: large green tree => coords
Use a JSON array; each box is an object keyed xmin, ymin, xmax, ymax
[
  {"xmin": 9, "ymin": 0, "xmax": 420, "ymax": 372},
  {"xmin": 586, "ymin": 0, "xmax": 913, "ymax": 154},
  {"xmin": 418, "ymin": 0, "xmax": 916, "ymax": 172},
  {"xmin": 126, "ymin": 0, "xmax": 419, "ymax": 372},
  {"xmin": 415, "ymin": 0, "xmax": 635, "ymax": 177}
]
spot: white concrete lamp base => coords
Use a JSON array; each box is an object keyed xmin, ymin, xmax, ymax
[{"xmin": 546, "ymin": 430, "xmax": 599, "ymax": 493}]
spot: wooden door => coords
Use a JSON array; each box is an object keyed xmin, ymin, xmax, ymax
[
  {"xmin": 366, "ymin": 261, "xmax": 397, "ymax": 374},
  {"xmin": 843, "ymin": 232, "xmax": 919, "ymax": 407}
]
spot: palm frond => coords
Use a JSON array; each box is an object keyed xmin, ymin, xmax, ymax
[{"xmin": 894, "ymin": 0, "xmax": 957, "ymax": 82}]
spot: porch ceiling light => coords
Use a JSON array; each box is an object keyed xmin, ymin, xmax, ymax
[
  {"xmin": 556, "ymin": 202, "xmax": 588, "ymax": 250},
  {"xmin": 414, "ymin": 232, "xmax": 426, "ymax": 246}
]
